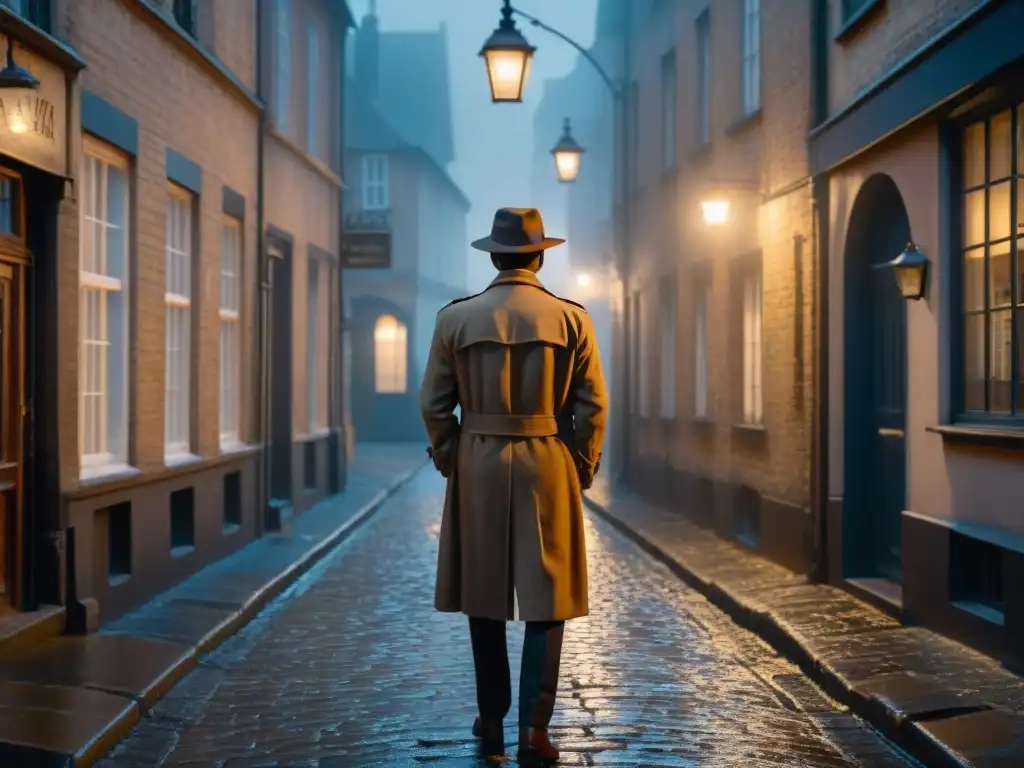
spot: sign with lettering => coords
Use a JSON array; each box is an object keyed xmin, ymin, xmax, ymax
[
  {"xmin": 342, "ymin": 231, "xmax": 391, "ymax": 269},
  {"xmin": 344, "ymin": 210, "xmax": 390, "ymax": 232},
  {"xmin": 0, "ymin": 39, "xmax": 67, "ymax": 177}
]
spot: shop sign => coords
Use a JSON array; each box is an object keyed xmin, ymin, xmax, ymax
[
  {"xmin": 342, "ymin": 210, "xmax": 391, "ymax": 268},
  {"xmin": 0, "ymin": 39, "xmax": 67, "ymax": 177}
]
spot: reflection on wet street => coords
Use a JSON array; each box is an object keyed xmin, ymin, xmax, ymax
[{"xmin": 101, "ymin": 470, "xmax": 919, "ymax": 767}]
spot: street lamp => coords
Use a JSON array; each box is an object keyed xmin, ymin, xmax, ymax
[
  {"xmin": 700, "ymin": 198, "xmax": 730, "ymax": 226},
  {"xmin": 576, "ymin": 272, "xmax": 592, "ymax": 288},
  {"xmin": 479, "ymin": 0, "xmax": 535, "ymax": 103},
  {"xmin": 879, "ymin": 242, "xmax": 929, "ymax": 300},
  {"xmin": 0, "ymin": 36, "xmax": 39, "ymax": 90},
  {"xmin": 551, "ymin": 117, "xmax": 584, "ymax": 183}
]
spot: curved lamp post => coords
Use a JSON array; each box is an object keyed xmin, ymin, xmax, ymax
[
  {"xmin": 551, "ymin": 117, "xmax": 584, "ymax": 183},
  {"xmin": 479, "ymin": 0, "xmax": 536, "ymax": 103}
]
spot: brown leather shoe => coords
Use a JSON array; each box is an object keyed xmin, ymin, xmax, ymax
[
  {"xmin": 472, "ymin": 716, "xmax": 505, "ymax": 757},
  {"xmin": 517, "ymin": 726, "xmax": 559, "ymax": 765}
]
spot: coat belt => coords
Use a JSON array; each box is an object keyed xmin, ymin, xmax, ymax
[{"xmin": 461, "ymin": 412, "xmax": 559, "ymax": 438}]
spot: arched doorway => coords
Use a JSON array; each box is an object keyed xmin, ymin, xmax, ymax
[{"xmin": 843, "ymin": 173, "xmax": 912, "ymax": 584}]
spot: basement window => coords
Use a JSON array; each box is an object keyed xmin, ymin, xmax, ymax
[
  {"xmin": 223, "ymin": 471, "xmax": 242, "ymax": 531},
  {"xmin": 105, "ymin": 502, "xmax": 132, "ymax": 586},
  {"xmin": 170, "ymin": 487, "xmax": 195, "ymax": 555},
  {"xmin": 949, "ymin": 531, "xmax": 1005, "ymax": 625}
]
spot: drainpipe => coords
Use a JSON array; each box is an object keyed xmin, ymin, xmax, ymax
[
  {"xmin": 809, "ymin": 0, "xmax": 831, "ymax": 583},
  {"xmin": 255, "ymin": 0, "xmax": 270, "ymax": 537}
]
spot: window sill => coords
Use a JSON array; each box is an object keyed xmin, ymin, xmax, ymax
[
  {"xmin": 165, "ymin": 452, "xmax": 203, "ymax": 468},
  {"xmin": 725, "ymin": 109, "xmax": 762, "ymax": 136},
  {"xmin": 834, "ymin": 0, "xmax": 886, "ymax": 44},
  {"xmin": 732, "ymin": 422, "xmax": 766, "ymax": 438},
  {"xmin": 108, "ymin": 573, "xmax": 131, "ymax": 588},
  {"xmin": 951, "ymin": 599, "xmax": 1006, "ymax": 628},
  {"xmin": 925, "ymin": 424, "xmax": 1024, "ymax": 449},
  {"xmin": 170, "ymin": 545, "xmax": 195, "ymax": 559},
  {"xmin": 220, "ymin": 439, "xmax": 252, "ymax": 455},
  {"xmin": 690, "ymin": 415, "xmax": 715, "ymax": 428},
  {"xmin": 222, "ymin": 523, "xmax": 241, "ymax": 536},
  {"xmin": 80, "ymin": 462, "xmax": 141, "ymax": 485}
]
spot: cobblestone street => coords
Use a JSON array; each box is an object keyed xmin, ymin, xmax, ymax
[{"xmin": 100, "ymin": 470, "xmax": 920, "ymax": 767}]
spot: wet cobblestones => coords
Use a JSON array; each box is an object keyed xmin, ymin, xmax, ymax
[{"xmin": 100, "ymin": 470, "xmax": 919, "ymax": 767}]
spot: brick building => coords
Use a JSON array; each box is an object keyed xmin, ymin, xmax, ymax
[
  {"xmin": 604, "ymin": 0, "xmax": 816, "ymax": 573},
  {"xmin": 813, "ymin": 0, "xmax": 1024, "ymax": 668},
  {"xmin": 342, "ymin": 8, "xmax": 469, "ymax": 443},
  {"xmin": 0, "ymin": 0, "xmax": 351, "ymax": 636}
]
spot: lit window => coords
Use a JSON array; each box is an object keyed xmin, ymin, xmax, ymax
[
  {"xmin": 742, "ymin": 270, "xmax": 763, "ymax": 425},
  {"xmin": 961, "ymin": 107, "xmax": 1024, "ymax": 415},
  {"xmin": 220, "ymin": 217, "xmax": 242, "ymax": 446},
  {"xmin": 80, "ymin": 139, "xmax": 131, "ymax": 474},
  {"xmin": 374, "ymin": 314, "xmax": 407, "ymax": 394},
  {"xmin": 361, "ymin": 154, "xmax": 389, "ymax": 210},
  {"xmin": 165, "ymin": 185, "xmax": 194, "ymax": 458},
  {"xmin": 742, "ymin": 0, "xmax": 761, "ymax": 115}
]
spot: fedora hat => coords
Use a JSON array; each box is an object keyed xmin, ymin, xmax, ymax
[{"xmin": 470, "ymin": 207, "xmax": 565, "ymax": 254}]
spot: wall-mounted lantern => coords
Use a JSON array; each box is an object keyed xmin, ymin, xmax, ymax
[
  {"xmin": 881, "ymin": 242, "xmax": 929, "ymax": 300},
  {"xmin": 0, "ymin": 36, "xmax": 39, "ymax": 90},
  {"xmin": 551, "ymin": 117, "xmax": 584, "ymax": 183},
  {"xmin": 479, "ymin": 0, "xmax": 535, "ymax": 103},
  {"xmin": 699, "ymin": 183, "xmax": 758, "ymax": 226}
]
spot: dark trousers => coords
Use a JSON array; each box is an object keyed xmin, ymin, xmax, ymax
[{"xmin": 469, "ymin": 617, "xmax": 565, "ymax": 729}]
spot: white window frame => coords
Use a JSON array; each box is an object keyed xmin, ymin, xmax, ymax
[
  {"xmin": 165, "ymin": 184, "xmax": 194, "ymax": 459},
  {"xmin": 306, "ymin": 20, "xmax": 320, "ymax": 156},
  {"xmin": 361, "ymin": 154, "xmax": 389, "ymax": 210},
  {"xmin": 695, "ymin": 286, "xmax": 709, "ymax": 418},
  {"xmin": 697, "ymin": 11, "xmax": 711, "ymax": 145},
  {"xmin": 374, "ymin": 314, "xmax": 407, "ymax": 394},
  {"xmin": 79, "ymin": 138, "xmax": 132, "ymax": 476},
  {"xmin": 742, "ymin": 269, "xmax": 763, "ymax": 425},
  {"xmin": 659, "ymin": 279, "xmax": 677, "ymax": 419},
  {"xmin": 220, "ymin": 216, "xmax": 242, "ymax": 447},
  {"xmin": 274, "ymin": 0, "xmax": 291, "ymax": 133},
  {"xmin": 660, "ymin": 50, "xmax": 677, "ymax": 171},
  {"xmin": 742, "ymin": 0, "xmax": 761, "ymax": 115}
]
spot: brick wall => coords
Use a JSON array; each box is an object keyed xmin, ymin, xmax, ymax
[
  {"xmin": 59, "ymin": 0, "xmax": 261, "ymax": 486},
  {"xmin": 625, "ymin": 0, "xmax": 814, "ymax": 509}
]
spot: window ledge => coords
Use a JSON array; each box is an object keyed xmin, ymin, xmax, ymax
[
  {"xmin": 165, "ymin": 452, "xmax": 203, "ymax": 468},
  {"xmin": 298, "ymin": 428, "xmax": 332, "ymax": 443},
  {"xmin": 80, "ymin": 462, "xmax": 141, "ymax": 485},
  {"xmin": 926, "ymin": 424, "xmax": 1024, "ymax": 449},
  {"xmin": 690, "ymin": 415, "xmax": 715, "ymax": 428},
  {"xmin": 171, "ymin": 545, "xmax": 195, "ymax": 559},
  {"xmin": 732, "ymin": 422, "xmax": 766, "ymax": 437},
  {"xmin": 220, "ymin": 440, "xmax": 252, "ymax": 455},
  {"xmin": 107, "ymin": 573, "xmax": 131, "ymax": 588},
  {"xmin": 726, "ymin": 109, "xmax": 762, "ymax": 136},
  {"xmin": 222, "ymin": 523, "xmax": 241, "ymax": 536},
  {"xmin": 951, "ymin": 599, "xmax": 1005, "ymax": 627},
  {"xmin": 835, "ymin": 0, "xmax": 886, "ymax": 44}
]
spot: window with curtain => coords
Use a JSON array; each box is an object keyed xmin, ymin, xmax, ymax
[
  {"xmin": 165, "ymin": 185, "xmax": 194, "ymax": 457},
  {"xmin": 374, "ymin": 314, "xmax": 407, "ymax": 394},
  {"xmin": 961, "ymin": 106, "xmax": 1024, "ymax": 416},
  {"xmin": 220, "ymin": 217, "xmax": 242, "ymax": 446},
  {"xmin": 80, "ymin": 139, "xmax": 131, "ymax": 474}
]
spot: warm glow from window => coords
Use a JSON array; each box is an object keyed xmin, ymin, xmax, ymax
[
  {"xmin": 374, "ymin": 314, "xmax": 407, "ymax": 394},
  {"xmin": 701, "ymin": 199, "xmax": 730, "ymax": 226}
]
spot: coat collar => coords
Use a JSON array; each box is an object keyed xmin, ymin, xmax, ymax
[{"xmin": 488, "ymin": 269, "xmax": 546, "ymax": 291}]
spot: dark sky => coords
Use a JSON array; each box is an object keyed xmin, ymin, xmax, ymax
[{"xmin": 346, "ymin": 0, "xmax": 599, "ymax": 293}]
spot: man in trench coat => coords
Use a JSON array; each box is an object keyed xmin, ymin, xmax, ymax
[{"xmin": 420, "ymin": 207, "xmax": 608, "ymax": 764}]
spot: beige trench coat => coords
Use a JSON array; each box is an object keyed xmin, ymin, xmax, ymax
[{"xmin": 420, "ymin": 269, "xmax": 608, "ymax": 622}]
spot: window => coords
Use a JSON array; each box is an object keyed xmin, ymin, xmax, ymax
[
  {"xmin": 172, "ymin": 0, "xmax": 195, "ymax": 35},
  {"xmin": 695, "ymin": 283, "xmax": 709, "ymax": 418},
  {"xmin": 639, "ymin": 292, "xmax": 651, "ymax": 418},
  {"xmin": 165, "ymin": 185, "xmax": 194, "ymax": 457},
  {"xmin": 961, "ymin": 107, "xmax": 1024, "ymax": 416},
  {"xmin": 629, "ymin": 81, "xmax": 640, "ymax": 190},
  {"xmin": 307, "ymin": 258, "xmax": 329, "ymax": 430},
  {"xmin": 696, "ymin": 11, "xmax": 711, "ymax": 145},
  {"xmin": 80, "ymin": 140, "xmax": 130, "ymax": 474},
  {"xmin": 2, "ymin": 0, "xmax": 51, "ymax": 31},
  {"xmin": 660, "ymin": 50, "xmax": 677, "ymax": 171},
  {"xmin": 741, "ymin": 269, "xmax": 763, "ymax": 425},
  {"xmin": 374, "ymin": 314, "xmax": 407, "ymax": 394},
  {"xmin": 659, "ymin": 278, "xmax": 677, "ymax": 419},
  {"xmin": 307, "ymin": 22, "xmax": 321, "ymax": 157},
  {"xmin": 274, "ymin": 0, "xmax": 291, "ymax": 132},
  {"xmin": 742, "ymin": 0, "xmax": 761, "ymax": 115},
  {"xmin": 220, "ymin": 217, "xmax": 242, "ymax": 446},
  {"xmin": 361, "ymin": 154, "xmax": 389, "ymax": 210},
  {"xmin": 841, "ymin": 0, "xmax": 872, "ymax": 21},
  {"xmin": 630, "ymin": 292, "xmax": 641, "ymax": 413}
]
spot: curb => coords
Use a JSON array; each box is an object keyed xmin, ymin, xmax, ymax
[
  {"xmin": 80, "ymin": 461, "xmax": 429, "ymax": 767},
  {"xmin": 583, "ymin": 494, "xmax": 969, "ymax": 768}
]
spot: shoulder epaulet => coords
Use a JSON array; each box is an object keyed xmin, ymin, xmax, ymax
[
  {"xmin": 556, "ymin": 295, "xmax": 588, "ymax": 312},
  {"xmin": 439, "ymin": 292, "xmax": 480, "ymax": 313}
]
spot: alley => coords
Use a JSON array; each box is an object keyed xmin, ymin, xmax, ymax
[{"xmin": 100, "ymin": 469, "xmax": 919, "ymax": 767}]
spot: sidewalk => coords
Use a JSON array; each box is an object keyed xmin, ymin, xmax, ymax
[
  {"xmin": 584, "ymin": 480, "xmax": 1024, "ymax": 768},
  {"xmin": 0, "ymin": 444, "xmax": 428, "ymax": 767}
]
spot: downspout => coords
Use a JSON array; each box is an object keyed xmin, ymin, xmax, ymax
[
  {"xmin": 810, "ymin": 0, "xmax": 831, "ymax": 583},
  {"xmin": 255, "ymin": 0, "xmax": 270, "ymax": 536}
]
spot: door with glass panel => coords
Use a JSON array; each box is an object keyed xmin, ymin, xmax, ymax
[{"xmin": 0, "ymin": 171, "xmax": 25, "ymax": 611}]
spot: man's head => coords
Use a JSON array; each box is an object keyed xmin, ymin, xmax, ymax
[
  {"xmin": 491, "ymin": 251, "xmax": 544, "ymax": 273},
  {"xmin": 470, "ymin": 208, "xmax": 564, "ymax": 270}
]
